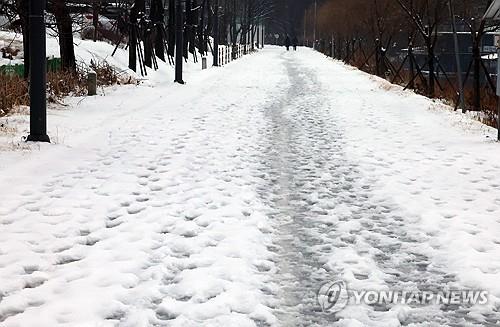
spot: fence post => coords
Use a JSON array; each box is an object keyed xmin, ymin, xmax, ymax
[
  {"xmin": 449, "ymin": 0, "xmax": 465, "ymax": 112},
  {"xmin": 408, "ymin": 36, "xmax": 415, "ymax": 90}
]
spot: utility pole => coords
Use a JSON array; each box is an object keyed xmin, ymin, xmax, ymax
[
  {"xmin": 483, "ymin": 0, "xmax": 500, "ymax": 141},
  {"xmin": 213, "ymin": 0, "xmax": 219, "ymax": 66},
  {"xmin": 27, "ymin": 0, "xmax": 50, "ymax": 143},
  {"xmin": 497, "ymin": 40, "xmax": 500, "ymax": 141},
  {"xmin": 175, "ymin": 0, "xmax": 185, "ymax": 83},
  {"xmin": 449, "ymin": 0, "xmax": 465, "ymax": 112}
]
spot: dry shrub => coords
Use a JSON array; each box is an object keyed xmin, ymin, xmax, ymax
[
  {"xmin": 47, "ymin": 69, "xmax": 87, "ymax": 102},
  {"xmin": 476, "ymin": 88, "xmax": 498, "ymax": 128},
  {"xmin": 0, "ymin": 74, "xmax": 29, "ymax": 117},
  {"xmin": 436, "ymin": 82, "xmax": 498, "ymax": 128},
  {"xmin": 89, "ymin": 60, "xmax": 119, "ymax": 86},
  {"xmin": 1, "ymin": 59, "xmax": 131, "ymax": 117}
]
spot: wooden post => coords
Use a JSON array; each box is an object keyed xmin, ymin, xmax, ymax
[{"xmin": 88, "ymin": 72, "xmax": 97, "ymax": 96}]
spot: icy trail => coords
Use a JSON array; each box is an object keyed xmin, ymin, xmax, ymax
[{"xmin": 1, "ymin": 48, "xmax": 500, "ymax": 326}]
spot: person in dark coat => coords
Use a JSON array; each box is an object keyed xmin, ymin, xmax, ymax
[
  {"xmin": 285, "ymin": 35, "xmax": 291, "ymax": 51},
  {"xmin": 292, "ymin": 36, "xmax": 298, "ymax": 51}
]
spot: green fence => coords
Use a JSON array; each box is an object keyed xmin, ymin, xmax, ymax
[{"xmin": 0, "ymin": 58, "xmax": 62, "ymax": 77}]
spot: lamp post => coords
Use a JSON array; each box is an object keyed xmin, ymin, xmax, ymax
[
  {"xmin": 496, "ymin": 41, "xmax": 500, "ymax": 142},
  {"xmin": 174, "ymin": 0, "xmax": 185, "ymax": 84},
  {"xmin": 27, "ymin": 0, "xmax": 50, "ymax": 143},
  {"xmin": 483, "ymin": 0, "xmax": 500, "ymax": 141},
  {"xmin": 213, "ymin": 0, "xmax": 219, "ymax": 66}
]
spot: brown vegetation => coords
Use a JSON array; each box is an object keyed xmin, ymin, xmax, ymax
[{"xmin": 0, "ymin": 60, "xmax": 129, "ymax": 117}]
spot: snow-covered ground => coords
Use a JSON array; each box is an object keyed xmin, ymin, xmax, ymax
[{"xmin": 1, "ymin": 46, "xmax": 500, "ymax": 326}]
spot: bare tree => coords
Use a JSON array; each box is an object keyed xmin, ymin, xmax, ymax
[{"xmin": 50, "ymin": 0, "xmax": 77, "ymax": 70}]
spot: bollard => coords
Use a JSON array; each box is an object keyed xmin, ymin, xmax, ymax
[
  {"xmin": 202, "ymin": 57, "xmax": 207, "ymax": 70},
  {"xmin": 88, "ymin": 72, "xmax": 97, "ymax": 96}
]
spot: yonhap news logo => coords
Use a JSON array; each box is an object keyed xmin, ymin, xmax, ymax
[
  {"xmin": 317, "ymin": 280, "xmax": 489, "ymax": 314},
  {"xmin": 317, "ymin": 280, "xmax": 349, "ymax": 313}
]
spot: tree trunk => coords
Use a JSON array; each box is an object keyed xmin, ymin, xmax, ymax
[
  {"xmin": 92, "ymin": 1, "xmax": 100, "ymax": 42},
  {"xmin": 168, "ymin": 0, "xmax": 176, "ymax": 58},
  {"xmin": 151, "ymin": 0, "xmax": 166, "ymax": 62},
  {"xmin": 129, "ymin": 3, "xmax": 138, "ymax": 71},
  {"xmin": 472, "ymin": 38, "xmax": 481, "ymax": 111},
  {"xmin": 213, "ymin": 0, "xmax": 219, "ymax": 66},
  {"xmin": 16, "ymin": 0, "xmax": 29, "ymax": 78},
  {"xmin": 52, "ymin": 0, "xmax": 76, "ymax": 71},
  {"xmin": 231, "ymin": 0, "xmax": 237, "ymax": 59},
  {"xmin": 251, "ymin": 24, "xmax": 255, "ymax": 51}
]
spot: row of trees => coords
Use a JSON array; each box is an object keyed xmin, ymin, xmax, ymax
[
  {"xmin": 126, "ymin": 0, "xmax": 272, "ymax": 76},
  {"xmin": 0, "ymin": 0, "xmax": 272, "ymax": 77},
  {"xmin": 305, "ymin": 0, "xmax": 499, "ymax": 115}
]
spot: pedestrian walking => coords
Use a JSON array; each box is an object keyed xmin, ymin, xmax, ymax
[
  {"xmin": 285, "ymin": 35, "xmax": 291, "ymax": 51},
  {"xmin": 292, "ymin": 36, "xmax": 298, "ymax": 51}
]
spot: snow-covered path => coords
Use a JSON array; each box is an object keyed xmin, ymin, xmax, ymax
[{"xmin": 1, "ymin": 48, "xmax": 500, "ymax": 326}]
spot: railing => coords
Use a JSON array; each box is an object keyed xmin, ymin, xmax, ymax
[{"xmin": 216, "ymin": 44, "xmax": 252, "ymax": 66}]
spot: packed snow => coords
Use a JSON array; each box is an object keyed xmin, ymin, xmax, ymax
[{"xmin": 1, "ymin": 45, "xmax": 500, "ymax": 326}]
